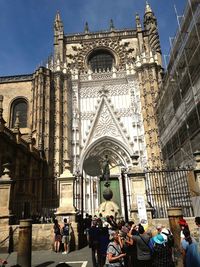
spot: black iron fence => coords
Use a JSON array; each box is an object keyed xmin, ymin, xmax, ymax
[
  {"xmin": 9, "ymin": 176, "xmax": 59, "ymax": 224},
  {"xmin": 145, "ymin": 169, "xmax": 194, "ymax": 218},
  {"xmin": 11, "ymin": 198, "xmax": 58, "ymax": 224}
]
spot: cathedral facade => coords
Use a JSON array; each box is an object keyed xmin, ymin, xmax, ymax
[{"xmin": 0, "ymin": 3, "xmax": 163, "ymax": 217}]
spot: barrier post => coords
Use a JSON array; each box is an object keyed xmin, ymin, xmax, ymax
[
  {"xmin": 17, "ymin": 219, "xmax": 32, "ymax": 267},
  {"xmin": 167, "ymin": 208, "xmax": 183, "ymax": 267}
]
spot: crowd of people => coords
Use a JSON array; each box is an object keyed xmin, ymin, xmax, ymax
[
  {"xmin": 84, "ymin": 214, "xmax": 200, "ymax": 267},
  {"xmin": 51, "ymin": 214, "xmax": 200, "ymax": 266}
]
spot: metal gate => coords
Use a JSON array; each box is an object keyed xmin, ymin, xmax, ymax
[{"xmin": 145, "ymin": 169, "xmax": 194, "ymax": 218}]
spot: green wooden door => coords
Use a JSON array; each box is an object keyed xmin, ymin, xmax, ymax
[{"xmin": 100, "ymin": 179, "xmax": 121, "ymax": 210}]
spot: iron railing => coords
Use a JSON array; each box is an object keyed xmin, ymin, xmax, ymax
[
  {"xmin": 145, "ymin": 169, "xmax": 194, "ymax": 218},
  {"xmin": 11, "ymin": 198, "xmax": 58, "ymax": 224}
]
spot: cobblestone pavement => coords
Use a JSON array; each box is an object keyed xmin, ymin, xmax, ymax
[{"xmin": 0, "ymin": 246, "xmax": 92, "ymax": 267}]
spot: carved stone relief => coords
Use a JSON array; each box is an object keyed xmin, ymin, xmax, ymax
[
  {"xmin": 66, "ymin": 37, "xmax": 136, "ymax": 73},
  {"xmin": 79, "ymin": 84, "xmax": 129, "ymax": 98},
  {"xmin": 92, "ymin": 104, "xmax": 121, "ymax": 139}
]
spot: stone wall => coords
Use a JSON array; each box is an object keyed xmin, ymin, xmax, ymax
[
  {"xmin": 0, "ymin": 218, "xmax": 198, "ymax": 252},
  {"xmin": 0, "ymin": 224, "xmax": 54, "ymax": 253}
]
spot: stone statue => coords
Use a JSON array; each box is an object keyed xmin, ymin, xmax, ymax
[{"xmin": 102, "ymin": 155, "xmax": 110, "ymax": 186}]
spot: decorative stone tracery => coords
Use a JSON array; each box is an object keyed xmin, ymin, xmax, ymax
[{"xmin": 66, "ymin": 37, "xmax": 136, "ymax": 72}]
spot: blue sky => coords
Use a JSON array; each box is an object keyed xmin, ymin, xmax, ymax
[{"xmin": 0, "ymin": 0, "xmax": 186, "ymax": 76}]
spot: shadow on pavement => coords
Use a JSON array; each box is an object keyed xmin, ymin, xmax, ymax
[{"xmin": 35, "ymin": 261, "xmax": 55, "ymax": 267}]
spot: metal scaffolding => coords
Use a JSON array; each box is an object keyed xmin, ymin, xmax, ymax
[{"xmin": 157, "ymin": 0, "xmax": 200, "ymax": 167}]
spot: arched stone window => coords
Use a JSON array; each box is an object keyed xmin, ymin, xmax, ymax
[
  {"xmin": 88, "ymin": 49, "xmax": 114, "ymax": 72},
  {"xmin": 11, "ymin": 98, "xmax": 28, "ymax": 128}
]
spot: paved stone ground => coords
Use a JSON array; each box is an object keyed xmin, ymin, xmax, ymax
[{"xmin": 0, "ymin": 246, "xmax": 92, "ymax": 267}]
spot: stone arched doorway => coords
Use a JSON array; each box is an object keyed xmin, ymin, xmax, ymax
[{"xmin": 75, "ymin": 136, "xmax": 133, "ymax": 218}]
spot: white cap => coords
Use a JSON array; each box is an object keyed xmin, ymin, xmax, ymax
[{"xmin": 161, "ymin": 228, "xmax": 170, "ymax": 241}]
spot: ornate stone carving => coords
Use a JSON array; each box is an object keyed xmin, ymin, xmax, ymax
[
  {"xmin": 93, "ymin": 104, "xmax": 121, "ymax": 139},
  {"xmin": 79, "ymin": 84, "xmax": 129, "ymax": 98},
  {"xmin": 66, "ymin": 37, "xmax": 136, "ymax": 73}
]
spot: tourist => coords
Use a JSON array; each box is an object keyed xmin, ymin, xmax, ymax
[
  {"xmin": 195, "ymin": 216, "xmax": 200, "ymax": 228},
  {"xmin": 88, "ymin": 219, "xmax": 100, "ymax": 267},
  {"xmin": 161, "ymin": 228, "xmax": 174, "ymax": 248},
  {"xmin": 129, "ymin": 224, "xmax": 152, "ymax": 267},
  {"xmin": 128, "ymin": 223, "xmax": 138, "ymax": 267},
  {"xmin": 105, "ymin": 230, "xmax": 126, "ymax": 267},
  {"xmin": 181, "ymin": 228, "xmax": 200, "ymax": 266},
  {"xmin": 156, "ymin": 224, "xmax": 164, "ymax": 234},
  {"xmin": 83, "ymin": 213, "xmax": 92, "ymax": 242},
  {"xmin": 98, "ymin": 225, "xmax": 110, "ymax": 267},
  {"xmin": 152, "ymin": 233, "xmax": 173, "ymax": 267},
  {"xmin": 61, "ymin": 218, "xmax": 71, "ymax": 254},
  {"xmin": 118, "ymin": 224, "xmax": 130, "ymax": 267},
  {"xmin": 195, "ymin": 216, "xmax": 200, "ymax": 250},
  {"xmin": 178, "ymin": 218, "xmax": 189, "ymax": 241},
  {"xmin": 109, "ymin": 215, "xmax": 118, "ymax": 229},
  {"xmin": 53, "ymin": 219, "xmax": 62, "ymax": 253}
]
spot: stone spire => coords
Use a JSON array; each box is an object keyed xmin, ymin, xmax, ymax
[
  {"xmin": 54, "ymin": 11, "xmax": 63, "ymax": 32},
  {"xmin": 109, "ymin": 19, "xmax": 114, "ymax": 31},
  {"xmin": 54, "ymin": 11, "xmax": 64, "ymax": 62},
  {"xmin": 145, "ymin": 1, "xmax": 152, "ymax": 14},
  {"xmin": 135, "ymin": 13, "xmax": 142, "ymax": 31},
  {"xmin": 143, "ymin": 1, "xmax": 162, "ymax": 64},
  {"xmin": 144, "ymin": 1, "xmax": 155, "ymax": 31},
  {"xmin": 84, "ymin": 22, "xmax": 89, "ymax": 33}
]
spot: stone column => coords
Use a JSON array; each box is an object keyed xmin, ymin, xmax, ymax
[
  {"xmin": 128, "ymin": 156, "xmax": 152, "ymax": 223},
  {"xmin": 17, "ymin": 219, "xmax": 32, "ymax": 267},
  {"xmin": 167, "ymin": 208, "xmax": 183, "ymax": 267},
  {"xmin": 0, "ymin": 163, "xmax": 15, "ymax": 225},
  {"xmin": 55, "ymin": 160, "xmax": 78, "ymax": 250}
]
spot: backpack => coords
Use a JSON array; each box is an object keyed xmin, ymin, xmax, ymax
[
  {"xmin": 148, "ymin": 238, "xmax": 155, "ymax": 255},
  {"xmin": 167, "ymin": 234, "xmax": 174, "ymax": 248},
  {"xmin": 62, "ymin": 224, "xmax": 69, "ymax": 236}
]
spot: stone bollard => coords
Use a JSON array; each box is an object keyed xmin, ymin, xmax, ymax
[
  {"xmin": 17, "ymin": 219, "xmax": 32, "ymax": 267},
  {"xmin": 167, "ymin": 208, "xmax": 183, "ymax": 267}
]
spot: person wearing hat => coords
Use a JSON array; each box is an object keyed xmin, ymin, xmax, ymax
[
  {"xmin": 161, "ymin": 228, "xmax": 174, "ymax": 248},
  {"xmin": 152, "ymin": 234, "xmax": 174, "ymax": 267},
  {"xmin": 178, "ymin": 218, "xmax": 189, "ymax": 241}
]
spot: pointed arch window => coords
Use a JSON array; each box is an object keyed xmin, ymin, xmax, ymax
[{"xmin": 11, "ymin": 99, "xmax": 28, "ymax": 128}]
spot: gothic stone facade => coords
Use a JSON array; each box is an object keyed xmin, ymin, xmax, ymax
[{"xmin": 0, "ymin": 3, "xmax": 163, "ymax": 216}]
